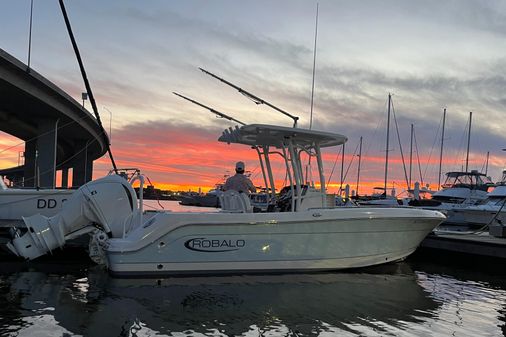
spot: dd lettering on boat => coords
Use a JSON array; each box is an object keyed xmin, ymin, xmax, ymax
[
  {"xmin": 184, "ymin": 237, "xmax": 246, "ymax": 252},
  {"xmin": 37, "ymin": 199, "xmax": 59, "ymax": 209}
]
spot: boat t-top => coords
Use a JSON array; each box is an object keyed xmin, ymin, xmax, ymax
[{"xmin": 7, "ymin": 124, "xmax": 445, "ymax": 276}]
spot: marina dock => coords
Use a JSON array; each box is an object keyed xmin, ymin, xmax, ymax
[{"xmin": 420, "ymin": 231, "xmax": 506, "ymax": 259}]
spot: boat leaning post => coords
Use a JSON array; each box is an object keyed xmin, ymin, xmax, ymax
[
  {"xmin": 287, "ymin": 139, "xmax": 302, "ymax": 211},
  {"xmin": 128, "ymin": 172, "xmax": 144, "ymax": 236},
  {"xmin": 314, "ymin": 142, "xmax": 326, "ymax": 206}
]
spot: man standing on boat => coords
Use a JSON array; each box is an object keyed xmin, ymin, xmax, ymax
[{"xmin": 223, "ymin": 161, "xmax": 256, "ymax": 194}]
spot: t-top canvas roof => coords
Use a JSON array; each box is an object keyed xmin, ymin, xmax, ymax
[
  {"xmin": 445, "ymin": 171, "xmax": 487, "ymax": 177},
  {"xmin": 218, "ymin": 124, "xmax": 347, "ymax": 148}
]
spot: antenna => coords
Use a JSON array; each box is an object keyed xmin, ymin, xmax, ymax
[
  {"xmin": 199, "ymin": 67, "xmax": 299, "ymax": 127},
  {"xmin": 309, "ymin": 3, "xmax": 319, "ymax": 130},
  {"xmin": 173, "ymin": 92, "xmax": 246, "ymax": 125}
]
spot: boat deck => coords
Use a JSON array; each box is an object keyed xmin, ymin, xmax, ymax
[{"xmin": 421, "ymin": 231, "xmax": 506, "ymax": 259}]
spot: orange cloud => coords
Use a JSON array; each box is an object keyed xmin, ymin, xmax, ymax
[
  {"xmin": 0, "ymin": 132, "xmax": 25, "ymax": 168},
  {"xmin": 1, "ymin": 123, "xmax": 502, "ymax": 195}
]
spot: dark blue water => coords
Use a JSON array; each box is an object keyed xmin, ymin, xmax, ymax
[
  {"xmin": 0, "ymin": 201, "xmax": 505, "ymax": 336},
  {"xmin": 0, "ymin": 257, "xmax": 504, "ymax": 337}
]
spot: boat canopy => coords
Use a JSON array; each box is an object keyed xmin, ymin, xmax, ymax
[
  {"xmin": 445, "ymin": 171, "xmax": 488, "ymax": 178},
  {"xmin": 218, "ymin": 124, "xmax": 347, "ymax": 211},
  {"xmin": 442, "ymin": 170, "xmax": 493, "ymax": 190},
  {"xmin": 218, "ymin": 124, "xmax": 347, "ymax": 148}
]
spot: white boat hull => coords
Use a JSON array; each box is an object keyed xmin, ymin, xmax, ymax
[
  {"xmin": 446, "ymin": 207, "xmax": 505, "ymax": 226},
  {"xmin": 106, "ymin": 207, "xmax": 444, "ymax": 276},
  {"xmin": 0, "ymin": 189, "xmax": 74, "ymax": 226}
]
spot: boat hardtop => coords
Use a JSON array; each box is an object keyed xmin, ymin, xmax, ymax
[{"xmin": 219, "ymin": 124, "xmax": 347, "ymax": 148}]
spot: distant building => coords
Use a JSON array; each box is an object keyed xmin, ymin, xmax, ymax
[{"xmin": 134, "ymin": 185, "xmax": 181, "ymax": 200}]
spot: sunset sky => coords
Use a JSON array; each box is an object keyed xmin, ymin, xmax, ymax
[{"xmin": 1, "ymin": 0, "xmax": 506, "ymax": 194}]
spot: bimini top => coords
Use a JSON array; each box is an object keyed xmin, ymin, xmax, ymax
[
  {"xmin": 445, "ymin": 170, "xmax": 487, "ymax": 178},
  {"xmin": 218, "ymin": 124, "xmax": 347, "ymax": 148},
  {"xmin": 442, "ymin": 170, "xmax": 493, "ymax": 190}
]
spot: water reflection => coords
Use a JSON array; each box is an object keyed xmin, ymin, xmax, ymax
[
  {"xmin": 0, "ymin": 260, "xmax": 504, "ymax": 337},
  {"xmin": 0, "ymin": 261, "xmax": 434, "ymax": 337}
]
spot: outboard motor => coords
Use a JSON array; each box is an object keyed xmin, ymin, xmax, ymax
[{"xmin": 7, "ymin": 175, "xmax": 139, "ymax": 260}]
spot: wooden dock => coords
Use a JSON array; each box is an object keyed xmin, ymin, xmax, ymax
[{"xmin": 421, "ymin": 231, "xmax": 506, "ymax": 259}]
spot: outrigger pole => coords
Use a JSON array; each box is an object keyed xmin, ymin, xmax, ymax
[
  {"xmin": 59, "ymin": 0, "xmax": 118, "ymax": 173},
  {"xmin": 173, "ymin": 92, "xmax": 246, "ymax": 126},
  {"xmin": 199, "ymin": 68, "xmax": 299, "ymax": 128},
  {"xmin": 175, "ymin": 92, "xmax": 271, "ymax": 197}
]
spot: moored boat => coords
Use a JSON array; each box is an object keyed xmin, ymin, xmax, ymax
[
  {"xmin": 444, "ymin": 171, "xmax": 506, "ymax": 228},
  {"xmin": 419, "ymin": 171, "xmax": 493, "ymax": 225},
  {"xmin": 0, "ymin": 177, "xmax": 73, "ymax": 226},
  {"xmin": 6, "ymin": 124, "xmax": 445, "ymax": 276}
]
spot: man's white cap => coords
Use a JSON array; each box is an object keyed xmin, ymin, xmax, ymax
[{"xmin": 235, "ymin": 161, "xmax": 245, "ymax": 171}]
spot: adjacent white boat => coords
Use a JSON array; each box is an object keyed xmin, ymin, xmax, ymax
[
  {"xmin": 444, "ymin": 171, "xmax": 506, "ymax": 227},
  {"xmin": 6, "ymin": 124, "xmax": 445, "ymax": 276},
  {"xmin": 0, "ymin": 177, "xmax": 73, "ymax": 226},
  {"xmin": 422, "ymin": 171, "xmax": 493, "ymax": 222},
  {"xmin": 446, "ymin": 185, "xmax": 506, "ymax": 227}
]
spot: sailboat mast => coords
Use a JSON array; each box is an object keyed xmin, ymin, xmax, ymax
[
  {"xmin": 485, "ymin": 151, "xmax": 490, "ymax": 175},
  {"xmin": 465, "ymin": 111, "xmax": 472, "ymax": 172},
  {"xmin": 356, "ymin": 136, "xmax": 363, "ymax": 196},
  {"xmin": 409, "ymin": 123, "xmax": 413, "ymax": 189},
  {"xmin": 340, "ymin": 142, "xmax": 345, "ymax": 192},
  {"xmin": 384, "ymin": 94, "xmax": 391, "ymax": 194},
  {"xmin": 438, "ymin": 108, "xmax": 446, "ymax": 190}
]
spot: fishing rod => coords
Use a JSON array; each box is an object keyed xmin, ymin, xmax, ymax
[
  {"xmin": 58, "ymin": 0, "xmax": 118, "ymax": 173},
  {"xmin": 199, "ymin": 67, "xmax": 299, "ymax": 128},
  {"xmin": 173, "ymin": 92, "xmax": 246, "ymax": 125}
]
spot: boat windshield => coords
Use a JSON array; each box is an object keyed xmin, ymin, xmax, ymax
[
  {"xmin": 371, "ymin": 187, "xmax": 387, "ymax": 197},
  {"xmin": 477, "ymin": 196, "xmax": 505, "ymax": 206},
  {"xmin": 441, "ymin": 171, "xmax": 492, "ymax": 191}
]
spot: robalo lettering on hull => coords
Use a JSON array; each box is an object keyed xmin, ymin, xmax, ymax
[{"xmin": 184, "ymin": 237, "xmax": 246, "ymax": 252}]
